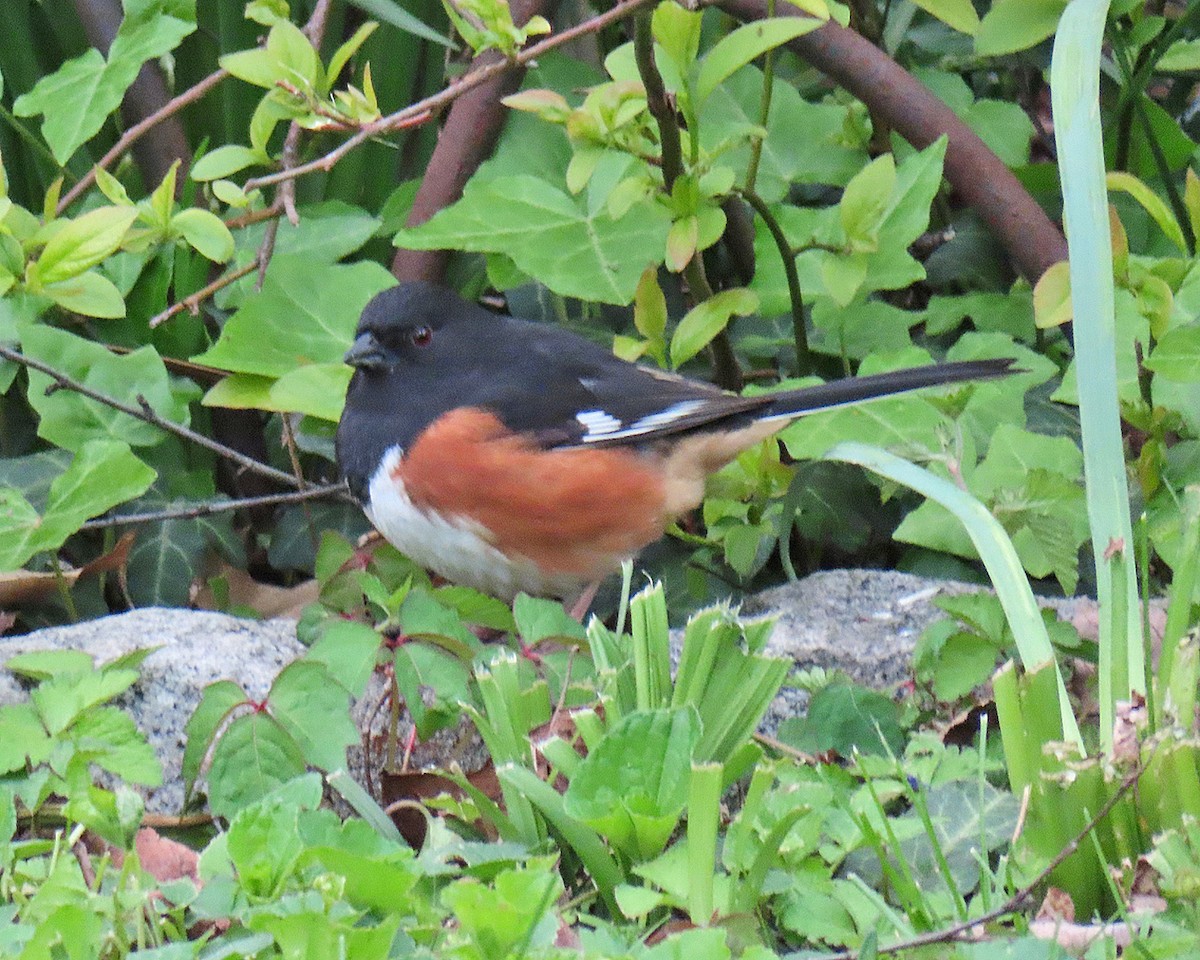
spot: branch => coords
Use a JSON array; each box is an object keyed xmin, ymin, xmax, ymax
[
  {"xmin": 243, "ymin": 0, "xmax": 660, "ymax": 194},
  {"xmin": 0, "ymin": 343, "xmax": 304, "ymax": 489},
  {"xmin": 58, "ymin": 69, "xmax": 229, "ymax": 214},
  {"xmin": 740, "ymin": 187, "xmax": 808, "ymax": 371},
  {"xmin": 393, "ymin": 0, "xmax": 559, "ymax": 282},
  {"xmin": 79, "ymin": 483, "xmax": 350, "ymax": 531},
  {"xmin": 149, "ymin": 260, "xmax": 259, "ymax": 328}
]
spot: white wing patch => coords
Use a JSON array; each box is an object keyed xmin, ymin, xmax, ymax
[
  {"xmin": 576, "ymin": 409, "xmax": 623, "ymax": 436},
  {"xmin": 576, "ymin": 399, "xmax": 710, "ymax": 443}
]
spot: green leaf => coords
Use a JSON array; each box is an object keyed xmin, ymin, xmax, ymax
[
  {"xmin": 222, "ymin": 20, "xmax": 321, "ymax": 93},
  {"xmin": 695, "ymin": 17, "xmax": 825, "ymax": 107},
  {"xmin": 564, "ymin": 707, "xmax": 700, "ymax": 861},
  {"xmin": 191, "ymin": 145, "xmax": 265, "ymax": 182},
  {"xmin": 778, "ymin": 681, "xmax": 904, "ymax": 756},
  {"xmin": 36, "ymin": 440, "xmax": 156, "ymax": 550},
  {"xmin": 513, "ymin": 594, "xmax": 586, "ymax": 645},
  {"xmin": 325, "ymin": 22, "xmax": 378, "ymax": 91},
  {"xmin": 442, "ymin": 865, "xmax": 563, "ymax": 958},
  {"xmin": 305, "ymin": 620, "xmax": 382, "ymax": 697},
  {"xmin": 207, "ymin": 712, "xmax": 308, "ymax": 820},
  {"xmin": 652, "ymin": 2, "xmax": 703, "ymax": 75},
  {"xmin": 226, "ymin": 792, "xmax": 307, "ymax": 897},
  {"xmin": 1107, "ymin": 171, "xmax": 1187, "ymax": 253},
  {"xmin": 700, "ymin": 68, "xmax": 868, "ymax": 204},
  {"xmin": 194, "ymin": 258, "xmax": 394, "ymax": 376},
  {"xmin": 0, "ymin": 440, "xmax": 155, "ymax": 570},
  {"xmin": 35, "ymin": 207, "xmax": 139, "ymax": 285},
  {"xmin": 909, "ymin": 0, "xmax": 980, "ymax": 33},
  {"xmin": 204, "ymin": 357, "xmax": 346, "ymax": 417},
  {"xmin": 342, "ymin": 0, "xmax": 453, "ymax": 46},
  {"xmin": 932, "ymin": 631, "xmax": 1002, "ymax": 700},
  {"xmin": 840, "ymin": 154, "xmax": 896, "ymax": 247},
  {"xmin": 182, "ymin": 680, "xmax": 246, "ymax": 795},
  {"xmin": 1158, "ymin": 38, "xmax": 1200, "ymax": 72},
  {"xmin": 634, "ymin": 268, "xmax": 668, "ymax": 341},
  {"xmin": 975, "ymin": 0, "xmax": 1068, "ymax": 56},
  {"xmin": 12, "ymin": 1, "xmax": 195, "ymax": 164},
  {"xmin": 670, "ymin": 288, "xmax": 758, "ymax": 367},
  {"xmin": 394, "ymin": 176, "xmax": 671, "ymax": 305},
  {"xmin": 268, "ymin": 662, "xmax": 358, "ymax": 771},
  {"xmin": 21, "ymin": 326, "xmax": 191, "ymax": 451},
  {"xmin": 123, "ymin": 496, "xmax": 241, "ymax": 607},
  {"xmin": 1146, "ymin": 323, "xmax": 1200, "ymax": 381},
  {"xmin": 172, "ymin": 209, "xmax": 235, "ymax": 262},
  {"xmin": 31, "ymin": 666, "xmax": 140, "ymax": 737},
  {"xmin": 42, "ymin": 270, "xmax": 128, "ymax": 319}
]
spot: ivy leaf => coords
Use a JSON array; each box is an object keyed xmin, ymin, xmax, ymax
[
  {"xmin": 21, "ymin": 326, "xmax": 192, "ymax": 452},
  {"xmin": 195, "ymin": 258, "xmax": 394, "ymax": 377},
  {"xmin": 0, "ymin": 440, "xmax": 156, "ymax": 571},
  {"xmin": 121, "ymin": 496, "xmax": 242, "ymax": 607},
  {"xmin": 13, "ymin": 1, "xmax": 196, "ymax": 164},
  {"xmin": 394, "ymin": 175, "xmax": 671, "ymax": 305},
  {"xmin": 203, "ymin": 365, "xmax": 352, "ymax": 421}
]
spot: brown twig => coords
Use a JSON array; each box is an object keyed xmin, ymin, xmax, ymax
[
  {"xmin": 79, "ymin": 484, "xmax": 350, "ymax": 531},
  {"xmin": 243, "ymin": 0, "xmax": 659, "ymax": 194},
  {"xmin": 0, "ymin": 343, "xmax": 303, "ymax": 489},
  {"xmin": 393, "ymin": 0, "xmax": 558, "ymax": 282},
  {"xmin": 57, "ymin": 68, "xmax": 230, "ymax": 214},
  {"xmin": 224, "ymin": 202, "xmax": 284, "ymax": 231},
  {"xmin": 149, "ymin": 259, "xmax": 259, "ymax": 328}
]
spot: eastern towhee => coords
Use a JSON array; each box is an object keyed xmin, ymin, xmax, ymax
[{"xmin": 336, "ymin": 282, "xmax": 1012, "ymax": 602}]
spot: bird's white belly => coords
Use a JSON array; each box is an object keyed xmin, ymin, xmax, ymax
[{"xmin": 364, "ymin": 447, "xmax": 581, "ymax": 600}]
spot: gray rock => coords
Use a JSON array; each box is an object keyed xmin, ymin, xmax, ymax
[
  {"xmin": 3, "ymin": 570, "xmax": 1119, "ymax": 814},
  {"xmin": 0, "ymin": 608, "xmax": 305, "ymax": 814}
]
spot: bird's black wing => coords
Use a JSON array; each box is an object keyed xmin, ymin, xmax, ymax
[{"xmin": 465, "ymin": 318, "xmax": 772, "ymax": 449}]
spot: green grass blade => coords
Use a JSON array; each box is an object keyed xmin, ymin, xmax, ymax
[
  {"xmin": 826, "ymin": 442, "xmax": 1083, "ymax": 750},
  {"xmin": 1051, "ymin": 0, "xmax": 1146, "ymax": 750}
]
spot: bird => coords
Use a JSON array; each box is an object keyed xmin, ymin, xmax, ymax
[{"xmin": 336, "ymin": 281, "xmax": 1013, "ymax": 603}]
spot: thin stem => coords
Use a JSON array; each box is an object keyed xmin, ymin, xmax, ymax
[
  {"xmin": 743, "ymin": 0, "xmax": 776, "ymax": 194},
  {"xmin": 634, "ymin": 12, "xmax": 684, "ymax": 191},
  {"xmin": 57, "ymin": 69, "xmax": 230, "ymax": 213},
  {"xmin": 740, "ymin": 187, "xmax": 809, "ymax": 373},
  {"xmin": 0, "ymin": 343, "xmax": 303, "ymax": 489},
  {"xmin": 1110, "ymin": 26, "xmax": 1195, "ymax": 254},
  {"xmin": 807, "ymin": 753, "xmax": 1153, "ymax": 960},
  {"xmin": 243, "ymin": 0, "xmax": 660, "ymax": 193},
  {"xmin": 149, "ymin": 260, "xmax": 259, "ymax": 327},
  {"xmin": 79, "ymin": 484, "xmax": 349, "ymax": 530}
]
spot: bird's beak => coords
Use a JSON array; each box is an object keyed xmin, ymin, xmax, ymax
[{"xmin": 344, "ymin": 332, "xmax": 387, "ymax": 370}]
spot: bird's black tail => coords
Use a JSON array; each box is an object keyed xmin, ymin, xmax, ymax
[{"xmin": 757, "ymin": 357, "xmax": 1017, "ymax": 423}]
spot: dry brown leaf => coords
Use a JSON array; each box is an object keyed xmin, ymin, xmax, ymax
[
  {"xmin": 193, "ymin": 561, "xmax": 320, "ymax": 619},
  {"xmin": 0, "ymin": 532, "xmax": 135, "ymax": 606}
]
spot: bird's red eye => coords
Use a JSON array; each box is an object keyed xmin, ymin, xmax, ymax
[{"xmin": 411, "ymin": 326, "xmax": 433, "ymax": 347}]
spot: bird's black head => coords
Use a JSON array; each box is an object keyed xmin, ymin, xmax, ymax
[
  {"xmin": 343, "ymin": 281, "xmax": 485, "ymax": 373},
  {"xmin": 337, "ymin": 281, "xmax": 501, "ymax": 501}
]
